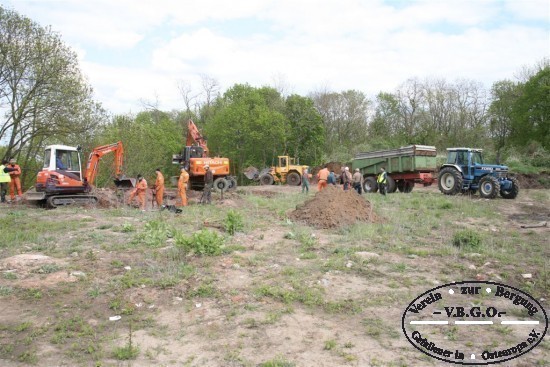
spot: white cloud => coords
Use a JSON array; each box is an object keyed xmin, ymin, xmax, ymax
[
  {"xmin": 504, "ymin": 0, "xmax": 550, "ymax": 21},
  {"xmin": 4, "ymin": 0, "xmax": 548, "ymax": 113}
]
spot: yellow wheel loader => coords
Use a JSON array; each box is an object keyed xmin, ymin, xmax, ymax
[{"xmin": 244, "ymin": 156, "xmax": 309, "ymax": 186}]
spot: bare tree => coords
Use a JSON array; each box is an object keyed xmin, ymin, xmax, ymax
[
  {"xmin": 200, "ymin": 73, "xmax": 220, "ymax": 108},
  {"xmin": 176, "ymin": 79, "xmax": 200, "ymax": 115}
]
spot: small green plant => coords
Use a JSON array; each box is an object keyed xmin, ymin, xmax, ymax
[
  {"xmin": 34, "ymin": 263, "xmax": 61, "ymax": 274},
  {"xmin": 120, "ymin": 223, "xmax": 136, "ymax": 233},
  {"xmin": 18, "ymin": 350, "xmax": 38, "ymax": 364},
  {"xmin": 439, "ymin": 201, "xmax": 453, "ymax": 209},
  {"xmin": 224, "ymin": 210, "xmax": 244, "ymax": 235},
  {"xmin": 452, "ymin": 229, "xmax": 482, "ymax": 249},
  {"xmin": 0, "ymin": 285, "xmax": 13, "ymax": 296},
  {"xmin": 324, "ymin": 339, "xmax": 337, "ymax": 350},
  {"xmin": 175, "ymin": 229, "xmax": 224, "ymax": 256},
  {"xmin": 112, "ymin": 321, "xmax": 139, "ymax": 360},
  {"xmin": 2, "ymin": 272, "xmax": 17, "ymax": 280},
  {"xmin": 259, "ymin": 356, "xmax": 296, "ymax": 367}
]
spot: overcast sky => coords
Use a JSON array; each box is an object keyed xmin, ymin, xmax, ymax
[{"xmin": 3, "ymin": 0, "xmax": 549, "ymax": 114}]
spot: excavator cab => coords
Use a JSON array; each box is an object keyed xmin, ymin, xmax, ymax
[{"xmin": 45, "ymin": 146, "xmax": 83, "ymax": 179}]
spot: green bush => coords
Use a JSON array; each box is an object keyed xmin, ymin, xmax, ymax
[
  {"xmin": 452, "ymin": 230, "xmax": 482, "ymax": 250},
  {"xmin": 225, "ymin": 210, "xmax": 244, "ymax": 235},
  {"xmin": 175, "ymin": 229, "xmax": 224, "ymax": 256}
]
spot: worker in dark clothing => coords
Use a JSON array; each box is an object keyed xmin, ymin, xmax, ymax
[
  {"xmin": 377, "ymin": 167, "xmax": 388, "ymax": 196},
  {"xmin": 327, "ymin": 170, "xmax": 336, "ymax": 185},
  {"xmin": 201, "ymin": 165, "xmax": 213, "ymax": 204},
  {"xmin": 56, "ymin": 152, "xmax": 66, "ymax": 170},
  {"xmin": 0, "ymin": 159, "xmax": 18, "ymax": 203}
]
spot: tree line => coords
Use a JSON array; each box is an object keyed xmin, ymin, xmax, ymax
[{"xmin": 1, "ymin": 6, "xmax": 548, "ymax": 190}]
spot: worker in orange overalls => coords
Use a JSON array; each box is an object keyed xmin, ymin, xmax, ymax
[
  {"xmin": 8, "ymin": 158, "xmax": 22, "ymax": 201},
  {"xmin": 127, "ymin": 174, "xmax": 148, "ymax": 210},
  {"xmin": 317, "ymin": 165, "xmax": 329, "ymax": 191},
  {"xmin": 153, "ymin": 168, "xmax": 164, "ymax": 208},
  {"xmin": 178, "ymin": 167, "xmax": 189, "ymax": 207}
]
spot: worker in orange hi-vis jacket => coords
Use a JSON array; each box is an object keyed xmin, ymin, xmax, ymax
[
  {"xmin": 317, "ymin": 165, "xmax": 329, "ymax": 191},
  {"xmin": 154, "ymin": 168, "xmax": 165, "ymax": 208},
  {"xmin": 178, "ymin": 167, "xmax": 189, "ymax": 207},
  {"xmin": 8, "ymin": 158, "xmax": 22, "ymax": 201},
  {"xmin": 127, "ymin": 174, "xmax": 148, "ymax": 210}
]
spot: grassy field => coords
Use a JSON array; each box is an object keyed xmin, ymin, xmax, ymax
[{"xmin": 0, "ymin": 186, "xmax": 548, "ymax": 366}]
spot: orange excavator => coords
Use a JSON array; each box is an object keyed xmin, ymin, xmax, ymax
[
  {"xmin": 25, "ymin": 141, "xmax": 135, "ymax": 207},
  {"xmin": 172, "ymin": 119, "xmax": 236, "ymax": 191}
]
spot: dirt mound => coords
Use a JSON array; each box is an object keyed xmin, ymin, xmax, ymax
[
  {"xmin": 94, "ymin": 188, "xmax": 123, "ymax": 208},
  {"xmin": 289, "ymin": 186, "xmax": 378, "ymax": 228},
  {"xmin": 515, "ymin": 173, "xmax": 550, "ymax": 189}
]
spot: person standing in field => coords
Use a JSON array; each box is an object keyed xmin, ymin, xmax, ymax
[
  {"xmin": 378, "ymin": 167, "xmax": 387, "ymax": 196},
  {"xmin": 8, "ymin": 158, "xmax": 22, "ymax": 201},
  {"xmin": 178, "ymin": 167, "xmax": 189, "ymax": 207},
  {"xmin": 0, "ymin": 159, "xmax": 18, "ymax": 203},
  {"xmin": 201, "ymin": 165, "xmax": 213, "ymax": 204},
  {"xmin": 317, "ymin": 165, "xmax": 329, "ymax": 191},
  {"xmin": 327, "ymin": 170, "xmax": 336, "ymax": 185},
  {"xmin": 154, "ymin": 168, "xmax": 165, "ymax": 208},
  {"xmin": 352, "ymin": 168, "xmax": 363, "ymax": 194},
  {"xmin": 301, "ymin": 169, "xmax": 310, "ymax": 193},
  {"xmin": 343, "ymin": 167, "xmax": 352, "ymax": 191},
  {"xmin": 127, "ymin": 174, "xmax": 148, "ymax": 210}
]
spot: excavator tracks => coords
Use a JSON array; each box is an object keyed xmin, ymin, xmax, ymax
[{"xmin": 46, "ymin": 195, "xmax": 99, "ymax": 208}]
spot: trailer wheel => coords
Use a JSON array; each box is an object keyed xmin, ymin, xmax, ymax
[
  {"xmin": 386, "ymin": 176, "xmax": 397, "ymax": 193},
  {"xmin": 286, "ymin": 172, "xmax": 301, "ymax": 186},
  {"xmin": 363, "ymin": 177, "xmax": 378, "ymax": 193},
  {"xmin": 398, "ymin": 180, "xmax": 414, "ymax": 193},
  {"xmin": 479, "ymin": 175, "xmax": 500, "ymax": 199},
  {"xmin": 500, "ymin": 177, "xmax": 519, "ymax": 199},
  {"xmin": 259, "ymin": 174, "xmax": 274, "ymax": 186},
  {"xmin": 438, "ymin": 167, "xmax": 463, "ymax": 195}
]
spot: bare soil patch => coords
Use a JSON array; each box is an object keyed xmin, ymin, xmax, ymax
[{"xmin": 289, "ymin": 185, "xmax": 379, "ymax": 228}]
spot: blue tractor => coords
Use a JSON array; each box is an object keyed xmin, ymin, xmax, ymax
[{"xmin": 438, "ymin": 148, "xmax": 519, "ymax": 199}]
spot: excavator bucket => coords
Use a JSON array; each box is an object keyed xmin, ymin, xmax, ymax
[
  {"xmin": 114, "ymin": 176, "xmax": 136, "ymax": 188},
  {"xmin": 244, "ymin": 166, "xmax": 260, "ymax": 180}
]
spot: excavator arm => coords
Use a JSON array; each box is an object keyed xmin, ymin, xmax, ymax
[
  {"xmin": 84, "ymin": 141, "xmax": 134, "ymax": 188},
  {"xmin": 186, "ymin": 119, "xmax": 209, "ymax": 157}
]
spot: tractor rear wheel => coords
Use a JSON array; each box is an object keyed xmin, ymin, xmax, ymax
[
  {"xmin": 286, "ymin": 172, "xmax": 301, "ymax": 186},
  {"xmin": 363, "ymin": 177, "xmax": 378, "ymax": 193},
  {"xmin": 479, "ymin": 176, "xmax": 500, "ymax": 199},
  {"xmin": 438, "ymin": 167, "xmax": 463, "ymax": 195},
  {"xmin": 500, "ymin": 177, "xmax": 519, "ymax": 199},
  {"xmin": 386, "ymin": 176, "xmax": 397, "ymax": 193},
  {"xmin": 226, "ymin": 177, "xmax": 237, "ymax": 191},
  {"xmin": 213, "ymin": 177, "xmax": 228, "ymax": 191},
  {"xmin": 259, "ymin": 174, "xmax": 274, "ymax": 186}
]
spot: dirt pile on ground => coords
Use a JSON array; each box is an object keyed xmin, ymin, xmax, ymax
[
  {"xmin": 94, "ymin": 188, "xmax": 123, "ymax": 208},
  {"xmin": 289, "ymin": 185, "xmax": 378, "ymax": 228},
  {"xmin": 515, "ymin": 173, "xmax": 550, "ymax": 189}
]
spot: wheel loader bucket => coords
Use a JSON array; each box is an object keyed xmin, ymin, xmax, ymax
[
  {"xmin": 244, "ymin": 166, "xmax": 260, "ymax": 180},
  {"xmin": 114, "ymin": 176, "xmax": 136, "ymax": 188}
]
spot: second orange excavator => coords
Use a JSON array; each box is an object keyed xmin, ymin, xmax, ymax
[
  {"xmin": 172, "ymin": 119, "xmax": 236, "ymax": 191},
  {"xmin": 24, "ymin": 141, "xmax": 135, "ymax": 207}
]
